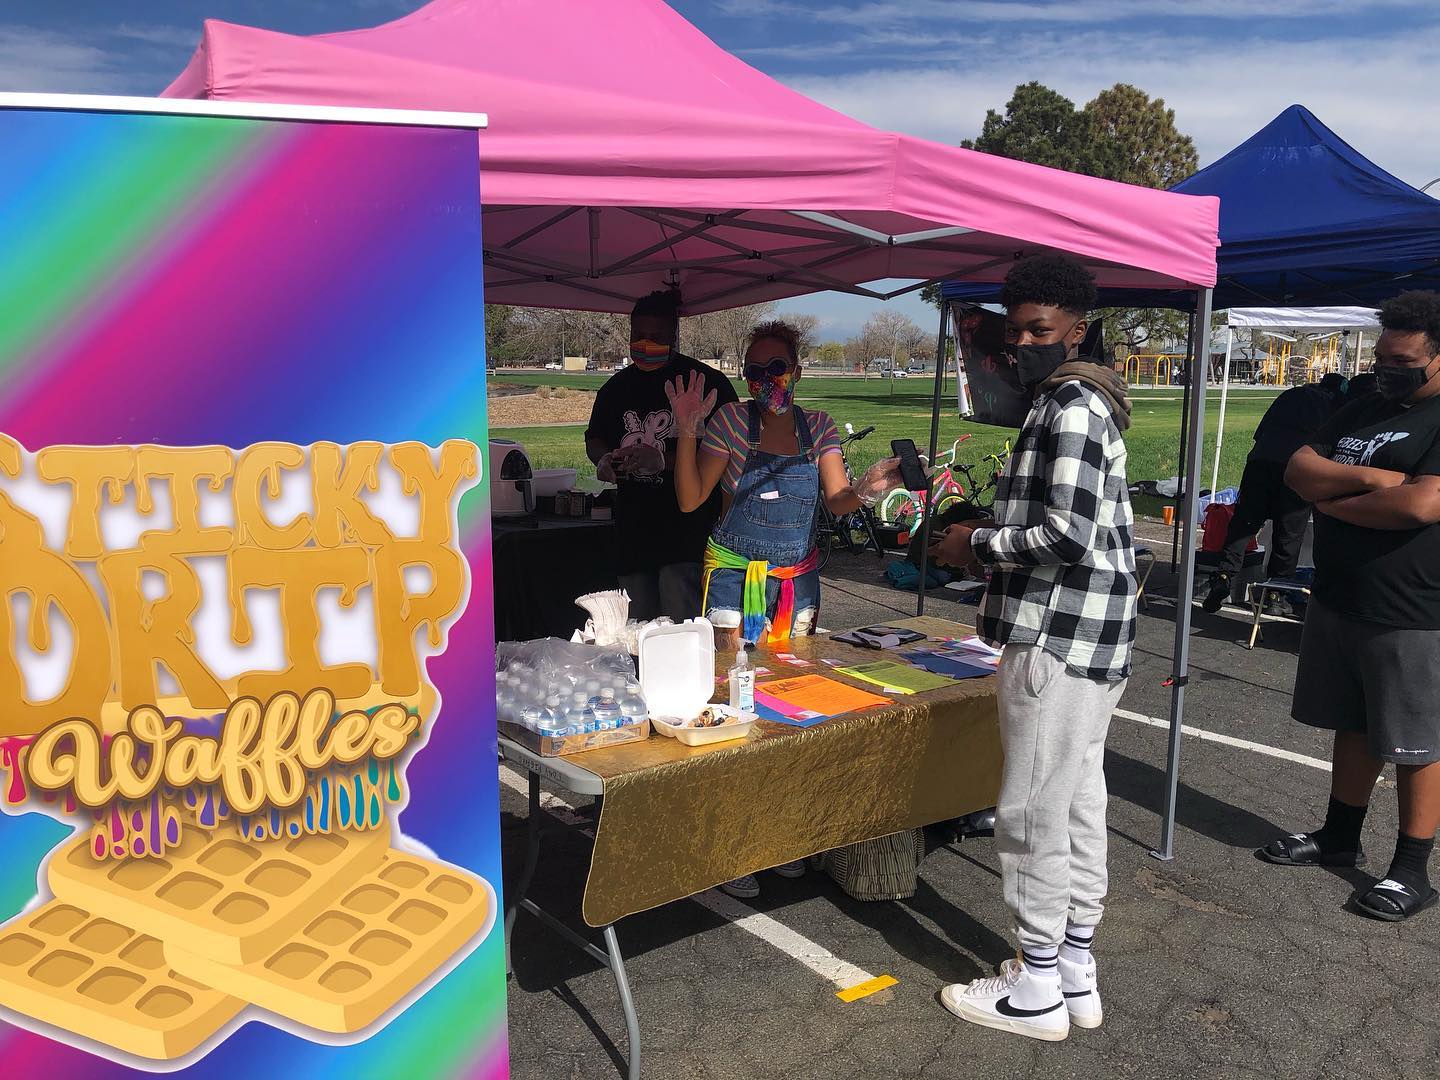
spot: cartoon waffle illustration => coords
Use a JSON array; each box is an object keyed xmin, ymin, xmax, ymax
[{"xmin": 0, "ymin": 438, "xmax": 495, "ymax": 1067}]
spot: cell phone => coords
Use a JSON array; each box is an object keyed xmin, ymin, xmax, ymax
[{"xmin": 891, "ymin": 438, "xmax": 928, "ymax": 492}]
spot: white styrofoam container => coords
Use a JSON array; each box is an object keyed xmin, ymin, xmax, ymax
[
  {"xmin": 651, "ymin": 704, "xmax": 753, "ymax": 746},
  {"xmin": 638, "ymin": 619, "xmax": 755, "ymax": 746}
]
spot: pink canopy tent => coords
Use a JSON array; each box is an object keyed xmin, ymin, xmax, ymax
[{"xmin": 162, "ymin": 0, "xmax": 1219, "ymax": 313}]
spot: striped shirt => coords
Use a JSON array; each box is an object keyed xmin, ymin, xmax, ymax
[
  {"xmin": 701, "ymin": 401, "xmax": 843, "ymax": 495},
  {"xmin": 970, "ymin": 381, "xmax": 1137, "ymax": 681}
]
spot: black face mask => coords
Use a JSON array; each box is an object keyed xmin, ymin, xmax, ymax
[
  {"xmin": 1377, "ymin": 360, "xmax": 1435, "ymax": 402},
  {"xmin": 1008, "ymin": 341, "xmax": 1070, "ymax": 389}
]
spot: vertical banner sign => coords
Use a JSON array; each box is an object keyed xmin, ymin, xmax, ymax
[
  {"xmin": 952, "ymin": 303, "xmax": 1030, "ymax": 428},
  {"xmin": 953, "ymin": 302, "xmax": 1109, "ymax": 429},
  {"xmin": 0, "ymin": 104, "xmax": 506, "ymax": 1076}
]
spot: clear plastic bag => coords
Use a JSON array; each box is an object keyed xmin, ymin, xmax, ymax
[{"xmin": 495, "ymin": 638, "xmax": 646, "ymax": 736}]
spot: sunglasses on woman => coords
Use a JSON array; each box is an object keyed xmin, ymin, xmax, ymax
[{"xmin": 743, "ymin": 356, "xmax": 792, "ymax": 380}]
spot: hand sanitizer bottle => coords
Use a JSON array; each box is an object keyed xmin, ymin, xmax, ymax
[{"xmin": 728, "ymin": 649, "xmax": 754, "ymax": 715}]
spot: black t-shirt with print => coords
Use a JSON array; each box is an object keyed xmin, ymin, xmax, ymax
[
  {"xmin": 584, "ymin": 354, "xmax": 738, "ymax": 574},
  {"xmin": 1307, "ymin": 391, "xmax": 1440, "ymax": 627}
]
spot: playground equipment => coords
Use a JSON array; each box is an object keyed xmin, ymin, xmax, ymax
[
  {"xmin": 1211, "ymin": 307, "xmax": 1380, "ymax": 491},
  {"xmin": 1124, "ymin": 353, "xmax": 1185, "ymax": 387}
]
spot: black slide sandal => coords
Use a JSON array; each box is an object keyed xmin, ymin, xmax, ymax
[
  {"xmin": 1354, "ymin": 879, "xmax": 1439, "ymax": 922},
  {"xmin": 1257, "ymin": 833, "xmax": 1367, "ymax": 868}
]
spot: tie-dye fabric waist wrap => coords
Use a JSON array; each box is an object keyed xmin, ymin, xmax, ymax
[{"xmin": 702, "ymin": 538, "xmax": 820, "ymax": 644}]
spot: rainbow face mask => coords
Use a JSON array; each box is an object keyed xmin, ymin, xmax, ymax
[
  {"xmin": 747, "ymin": 369, "xmax": 796, "ymax": 415},
  {"xmin": 629, "ymin": 339, "xmax": 672, "ymax": 371}
]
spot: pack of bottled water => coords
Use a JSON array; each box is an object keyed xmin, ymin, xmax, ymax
[{"xmin": 495, "ymin": 638, "xmax": 649, "ymax": 739}]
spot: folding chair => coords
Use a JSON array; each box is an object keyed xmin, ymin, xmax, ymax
[
  {"xmin": 1135, "ymin": 544, "xmax": 1156, "ymax": 612},
  {"xmin": 1245, "ymin": 578, "xmax": 1311, "ymax": 649}
]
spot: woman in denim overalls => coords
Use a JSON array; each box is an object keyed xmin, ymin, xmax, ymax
[{"xmin": 670, "ymin": 322, "xmax": 899, "ymax": 651}]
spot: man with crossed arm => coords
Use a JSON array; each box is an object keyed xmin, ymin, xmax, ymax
[{"xmin": 1260, "ymin": 291, "xmax": 1440, "ymax": 923}]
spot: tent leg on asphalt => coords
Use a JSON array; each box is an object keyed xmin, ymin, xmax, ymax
[
  {"xmin": 1155, "ymin": 287, "xmax": 1214, "ymax": 861},
  {"xmin": 1170, "ymin": 310, "xmax": 1196, "ymax": 572},
  {"xmin": 916, "ymin": 302, "xmax": 951, "ymax": 616}
]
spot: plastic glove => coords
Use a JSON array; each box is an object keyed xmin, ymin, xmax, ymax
[
  {"xmin": 614, "ymin": 442, "xmax": 665, "ymax": 476},
  {"xmin": 665, "ymin": 370, "xmax": 718, "ymax": 439},
  {"xmin": 596, "ymin": 452, "xmax": 618, "ymax": 484},
  {"xmin": 854, "ymin": 456, "xmax": 902, "ymax": 508}
]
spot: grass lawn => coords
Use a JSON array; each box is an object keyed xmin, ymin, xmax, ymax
[{"xmin": 489, "ymin": 371, "xmax": 1282, "ymax": 509}]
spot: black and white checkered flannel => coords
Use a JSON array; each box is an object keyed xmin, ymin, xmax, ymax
[{"xmin": 970, "ymin": 380, "xmax": 1137, "ymax": 681}]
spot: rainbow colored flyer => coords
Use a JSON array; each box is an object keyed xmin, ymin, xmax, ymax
[{"xmin": 0, "ymin": 98, "xmax": 506, "ymax": 1076}]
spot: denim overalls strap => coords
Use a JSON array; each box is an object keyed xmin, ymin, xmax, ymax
[{"xmin": 710, "ymin": 402, "xmax": 819, "ymax": 566}]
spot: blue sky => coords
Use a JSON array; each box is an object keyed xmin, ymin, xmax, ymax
[{"xmin": 1, "ymin": 0, "xmax": 1435, "ymax": 339}]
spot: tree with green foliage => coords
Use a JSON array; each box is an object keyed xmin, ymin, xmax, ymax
[
  {"xmin": 962, "ymin": 82, "xmax": 1094, "ymax": 171},
  {"xmin": 1083, "ymin": 83, "xmax": 1198, "ymax": 189},
  {"xmin": 934, "ymin": 81, "xmax": 1197, "ymax": 357}
]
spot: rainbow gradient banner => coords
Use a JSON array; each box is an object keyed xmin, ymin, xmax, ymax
[{"xmin": 0, "ymin": 101, "xmax": 506, "ymax": 1076}]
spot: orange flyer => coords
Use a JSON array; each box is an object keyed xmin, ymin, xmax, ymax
[{"xmin": 756, "ymin": 674, "xmax": 892, "ymax": 717}]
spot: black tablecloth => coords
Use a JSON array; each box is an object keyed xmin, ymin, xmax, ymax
[{"xmin": 492, "ymin": 515, "xmax": 619, "ymax": 642}]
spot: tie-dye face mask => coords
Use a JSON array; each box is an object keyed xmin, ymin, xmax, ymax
[
  {"xmin": 629, "ymin": 339, "xmax": 672, "ymax": 371},
  {"xmin": 747, "ymin": 368, "xmax": 796, "ymax": 415}
]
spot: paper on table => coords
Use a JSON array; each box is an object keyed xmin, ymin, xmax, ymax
[
  {"xmin": 928, "ymin": 636, "xmax": 1001, "ymax": 668},
  {"xmin": 902, "ymin": 650, "xmax": 994, "ymax": 680},
  {"xmin": 756, "ymin": 674, "xmax": 891, "ymax": 717},
  {"xmin": 752, "ymin": 690, "xmax": 830, "ymax": 727},
  {"xmin": 835, "ymin": 660, "xmax": 957, "ymax": 695}
]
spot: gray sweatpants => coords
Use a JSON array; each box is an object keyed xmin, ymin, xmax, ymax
[{"xmin": 995, "ymin": 644, "xmax": 1127, "ymax": 951}]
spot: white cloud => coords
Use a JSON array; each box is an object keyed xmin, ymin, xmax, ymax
[
  {"xmin": 0, "ymin": 25, "xmax": 131, "ymax": 93},
  {"xmin": 111, "ymin": 24, "xmax": 201, "ymax": 50},
  {"xmin": 779, "ymin": 27, "xmax": 1440, "ymax": 187},
  {"xmin": 719, "ymin": 0, "xmax": 1431, "ymax": 24}
]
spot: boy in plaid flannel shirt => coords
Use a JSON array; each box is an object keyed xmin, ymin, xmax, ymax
[{"xmin": 931, "ymin": 254, "xmax": 1136, "ymax": 1042}]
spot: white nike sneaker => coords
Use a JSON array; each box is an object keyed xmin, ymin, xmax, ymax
[
  {"xmin": 1057, "ymin": 955, "xmax": 1103, "ymax": 1029},
  {"xmin": 941, "ymin": 961, "xmax": 1069, "ymax": 1042}
]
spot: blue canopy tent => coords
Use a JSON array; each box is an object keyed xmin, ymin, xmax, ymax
[
  {"xmin": 943, "ymin": 105, "xmax": 1440, "ymax": 309},
  {"xmin": 931, "ymin": 105, "xmax": 1440, "ymax": 860}
]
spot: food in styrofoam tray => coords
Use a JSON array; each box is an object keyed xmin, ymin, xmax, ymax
[{"xmin": 665, "ymin": 705, "xmax": 749, "ymax": 729}]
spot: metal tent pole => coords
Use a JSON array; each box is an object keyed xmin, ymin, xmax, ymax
[
  {"xmin": 1210, "ymin": 326, "xmax": 1234, "ymax": 494},
  {"xmin": 1170, "ymin": 311, "xmax": 1196, "ymax": 572},
  {"xmin": 916, "ymin": 302, "xmax": 951, "ymax": 616},
  {"xmin": 1154, "ymin": 287, "xmax": 1214, "ymax": 862}
]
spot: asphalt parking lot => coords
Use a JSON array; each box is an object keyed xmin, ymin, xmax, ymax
[{"xmin": 502, "ymin": 523, "xmax": 1440, "ymax": 1079}]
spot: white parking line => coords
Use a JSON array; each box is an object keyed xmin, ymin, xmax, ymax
[
  {"xmin": 1112, "ymin": 707, "xmax": 1331, "ymax": 772},
  {"xmin": 498, "ymin": 765, "xmax": 879, "ymax": 992}
]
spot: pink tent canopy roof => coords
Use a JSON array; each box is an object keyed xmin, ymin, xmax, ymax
[{"xmin": 163, "ymin": 0, "xmax": 1219, "ymax": 313}]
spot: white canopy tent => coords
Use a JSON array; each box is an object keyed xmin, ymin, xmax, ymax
[{"xmin": 1210, "ymin": 306, "xmax": 1380, "ymax": 492}]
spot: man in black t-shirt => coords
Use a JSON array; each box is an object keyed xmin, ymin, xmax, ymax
[
  {"xmin": 584, "ymin": 290, "xmax": 737, "ymax": 621},
  {"xmin": 1202, "ymin": 373, "xmax": 1349, "ymax": 615},
  {"xmin": 1259, "ymin": 291, "xmax": 1440, "ymax": 923}
]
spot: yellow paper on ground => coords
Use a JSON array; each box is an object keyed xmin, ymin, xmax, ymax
[
  {"xmin": 756, "ymin": 674, "xmax": 892, "ymax": 717},
  {"xmin": 835, "ymin": 661, "xmax": 956, "ymax": 695}
]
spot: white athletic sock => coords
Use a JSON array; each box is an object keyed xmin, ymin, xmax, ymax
[
  {"xmin": 1060, "ymin": 923, "xmax": 1095, "ymax": 966},
  {"xmin": 1020, "ymin": 945, "xmax": 1060, "ymax": 980}
]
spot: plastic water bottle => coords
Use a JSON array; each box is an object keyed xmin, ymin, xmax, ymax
[
  {"xmin": 495, "ymin": 675, "xmax": 515, "ymax": 724},
  {"xmin": 584, "ymin": 678, "xmax": 603, "ymax": 709},
  {"xmin": 593, "ymin": 693, "xmax": 621, "ymax": 732},
  {"xmin": 569, "ymin": 691, "xmax": 597, "ymax": 734},
  {"xmin": 519, "ymin": 706, "xmax": 543, "ymax": 734},
  {"xmin": 619, "ymin": 682, "xmax": 647, "ymax": 728},
  {"xmin": 535, "ymin": 703, "xmax": 566, "ymax": 740}
]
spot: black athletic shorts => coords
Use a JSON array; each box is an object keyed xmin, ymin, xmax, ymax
[{"xmin": 1292, "ymin": 599, "xmax": 1440, "ymax": 765}]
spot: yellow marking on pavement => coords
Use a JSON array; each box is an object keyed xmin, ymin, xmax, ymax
[{"xmin": 836, "ymin": 974, "xmax": 897, "ymax": 1002}]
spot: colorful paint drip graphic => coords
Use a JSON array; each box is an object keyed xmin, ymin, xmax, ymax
[{"xmin": 0, "ymin": 705, "xmax": 419, "ymax": 859}]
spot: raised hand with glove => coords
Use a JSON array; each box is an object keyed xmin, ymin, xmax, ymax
[{"xmin": 665, "ymin": 370, "xmax": 718, "ymax": 440}]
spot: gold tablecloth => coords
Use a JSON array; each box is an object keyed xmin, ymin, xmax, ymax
[{"xmin": 571, "ymin": 617, "xmax": 1001, "ymax": 926}]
